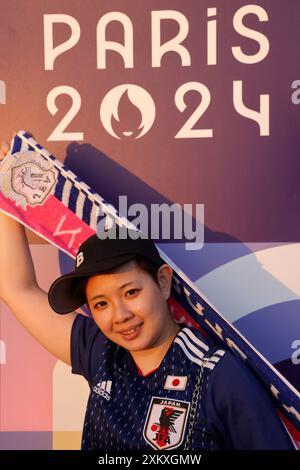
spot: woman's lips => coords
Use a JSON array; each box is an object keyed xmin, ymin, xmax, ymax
[{"xmin": 119, "ymin": 323, "xmax": 143, "ymax": 341}]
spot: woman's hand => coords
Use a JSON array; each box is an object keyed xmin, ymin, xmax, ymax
[
  {"xmin": 0, "ymin": 141, "xmax": 10, "ymax": 160},
  {"xmin": 0, "ymin": 131, "xmax": 35, "ymax": 161}
]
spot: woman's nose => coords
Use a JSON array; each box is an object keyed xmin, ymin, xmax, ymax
[{"xmin": 113, "ymin": 301, "xmax": 133, "ymax": 324}]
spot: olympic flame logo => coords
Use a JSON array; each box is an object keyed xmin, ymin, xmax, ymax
[{"xmin": 100, "ymin": 84, "xmax": 156, "ymax": 139}]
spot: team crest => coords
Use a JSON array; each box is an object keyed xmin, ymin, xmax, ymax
[
  {"xmin": 0, "ymin": 151, "xmax": 57, "ymax": 209},
  {"xmin": 143, "ymin": 397, "xmax": 190, "ymax": 450}
]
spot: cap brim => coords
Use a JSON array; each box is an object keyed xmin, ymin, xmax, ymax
[{"xmin": 48, "ymin": 253, "xmax": 137, "ymax": 314}]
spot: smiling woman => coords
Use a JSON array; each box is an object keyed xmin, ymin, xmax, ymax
[
  {"xmin": 44, "ymin": 226, "xmax": 295, "ymax": 451},
  {"xmin": 48, "ymin": 228, "xmax": 180, "ymax": 376}
]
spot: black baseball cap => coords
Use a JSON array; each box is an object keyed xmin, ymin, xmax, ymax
[{"xmin": 48, "ymin": 228, "xmax": 164, "ymax": 314}]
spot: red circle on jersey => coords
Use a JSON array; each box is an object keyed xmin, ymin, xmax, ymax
[
  {"xmin": 151, "ymin": 424, "xmax": 158, "ymax": 432},
  {"xmin": 172, "ymin": 378, "xmax": 180, "ymax": 387}
]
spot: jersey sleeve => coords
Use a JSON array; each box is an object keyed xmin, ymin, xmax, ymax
[
  {"xmin": 203, "ymin": 351, "xmax": 295, "ymax": 450},
  {"xmin": 70, "ymin": 313, "xmax": 107, "ymax": 384}
]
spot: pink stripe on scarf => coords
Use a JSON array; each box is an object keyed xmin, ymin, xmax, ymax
[{"xmin": 0, "ymin": 193, "xmax": 94, "ymax": 257}]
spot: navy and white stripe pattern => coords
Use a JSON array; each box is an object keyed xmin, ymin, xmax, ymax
[
  {"xmin": 175, "ymin": 327, "xmax": 225, "ymax": 370},
  {"xmin": 12, "ymin": 131, "xmax": 134, "ymax": 232}
]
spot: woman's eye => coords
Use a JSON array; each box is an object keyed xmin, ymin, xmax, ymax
[
  {"xmin": 126, "ymin": 288, "xmax": 139, "ymax": 297},
  {"xmin": 94, "ymin": 300, "xmax": 107, "ymax": 309}
]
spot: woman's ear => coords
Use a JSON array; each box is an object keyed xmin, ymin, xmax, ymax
[{"xmin": 156, "ymin": 264, "xmax": 173, "ymax": 300}]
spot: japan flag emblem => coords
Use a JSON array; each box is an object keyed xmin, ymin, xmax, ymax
[
  {"xmin": 143, "ymin": 397, "xmax": 190, "ymax": 450},
  {"xmin": 164, "ymin": 375, "xmax": 188, "ymax": 391}
]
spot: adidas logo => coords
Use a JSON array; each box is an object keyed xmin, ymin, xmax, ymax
[{"xmin": 93, "ymin": 380, "xmax": 112, "ymax": 401}]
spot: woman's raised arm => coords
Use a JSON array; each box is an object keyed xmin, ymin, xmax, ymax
[{"xmin": 0, "ymin": 143, "xmax": 77, "ymax": 365}]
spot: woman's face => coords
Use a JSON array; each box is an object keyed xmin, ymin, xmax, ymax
[{"xmin": 85, "ymin": 260, "xmax": 175, "ymax": 352}]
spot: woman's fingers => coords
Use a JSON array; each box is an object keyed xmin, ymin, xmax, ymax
[
  {"xmin": 0, "ymin": 142, "xmax": 10, "ymax": 160},
  {"xmin": 1, "ymin": 142, "xmax": 10, "ymax": 154},
  {"xmin": 0, "ymin": 132, "xmax": 34, "ymax": 161}
]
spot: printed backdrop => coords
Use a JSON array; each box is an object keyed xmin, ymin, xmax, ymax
[{"xmin": 0, "ymin": 0, "xmax": 299, "ymax": 449}]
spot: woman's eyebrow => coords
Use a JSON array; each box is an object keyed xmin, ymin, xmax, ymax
[{"xmin": 89, "ymin": 281, "xmax": 138, "ymax": 301}]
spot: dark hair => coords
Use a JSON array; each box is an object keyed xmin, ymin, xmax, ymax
[
  {"xmin": 72, "ymin": 256, "xmax": 162, "ymax": 308},
  {"xmin": 134, "ymin": 255, "xmax": 161, "ymax": 284}
]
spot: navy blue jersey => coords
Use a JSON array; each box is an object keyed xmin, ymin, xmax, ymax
[{"xmin": 71, "ymin": 314, "xmax": 294, "ymax": 450}]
